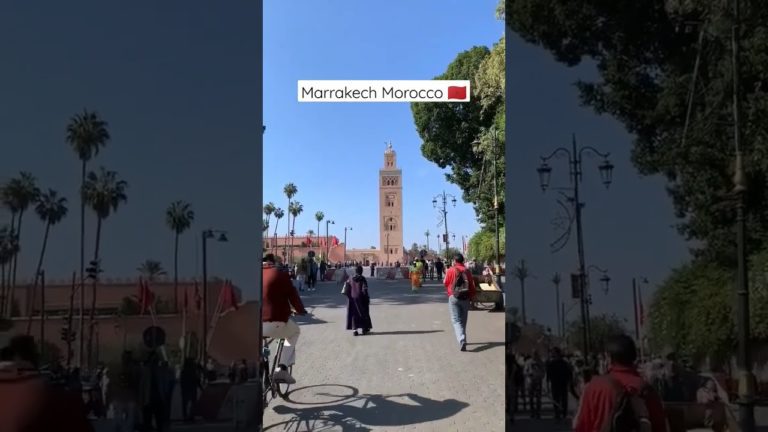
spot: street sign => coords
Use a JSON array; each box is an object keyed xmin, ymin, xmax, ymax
[{"xmin": 570, "ymin": 273, "xmax": 581, "ymax": 299}]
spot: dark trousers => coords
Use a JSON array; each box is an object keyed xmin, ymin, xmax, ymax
[
  {"xmin": 513, "ymin": 382, "xmax": 525, "ymax": 411},
  {"xmin": 306, "ymin": 274, "xmax": 316, "ymax": 288},
  {"xmin": 143, "ymin": 402, "xmax": 168, "ymax": 432},
  {"xmin": 181, "ymin": 390, "xmax": 196, "ymax": 420},
  {"xmin": 551, "ymin": 385, "xmax": 569, "ymax": 419},
  {"xmin": 528, "ymin": 382, "xmax": 542, "ymax": 417}
]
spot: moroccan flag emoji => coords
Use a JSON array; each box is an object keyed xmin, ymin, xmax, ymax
[{"xmin": 447, "ymin": 86, "xmax": 467, "ymax": 100}]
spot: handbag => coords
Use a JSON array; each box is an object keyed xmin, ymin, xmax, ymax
[{"xmin": 341, "ymin": 281, "xmax": 350, "ymax": 295}]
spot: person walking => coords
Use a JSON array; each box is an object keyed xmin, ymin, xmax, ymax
[
  {"xmin": 573, "ymin": 334, "xmax": 667, "ymax": 432},
  {"xmin": 525, "ymin": 352, "xmax": 545, "ymax": 418},
  {"xmin": 434, "ymin": 258, "xmax": 445, "ymax": 280},
  {"xmin": 343, "ymin": 265, "xmax": 372, "ymax": 336},
  {"xmin": 180, "ymin": 357, "xmax": 201, "ymax": 422},
  {"xmin": 546, "ymin": 347, "xmax": 573, "ymax": 420},
  {"xmin": 319, "ymin": 260, "xmax": 328, "ymax": 282},
  {"xmin": 442, "ymin": 253, "xmax": 476, "ymax": 351}
]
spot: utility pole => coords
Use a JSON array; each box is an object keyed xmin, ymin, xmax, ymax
[{"xmin": 731, "ymin": 0, "xmax": 755, "ymax": 429}]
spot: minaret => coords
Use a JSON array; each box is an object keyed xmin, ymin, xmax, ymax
[{"xmin": 379, "ymin": 142, "xmax": 403, "ymax": 265}]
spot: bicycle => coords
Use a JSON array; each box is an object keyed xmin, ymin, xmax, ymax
[{"xmin": 261, "ymin": 336, "xmax": 292, "ymax": 407}]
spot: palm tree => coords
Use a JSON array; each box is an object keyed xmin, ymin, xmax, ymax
[
  {"xmin": 272, "ymin": 208, "xmax": 284, "ymax": 253},
  {"xmin": 166, "ymin": 201, "xmax": 195, "ymax": 312},
  {"xmin": 0, "ymin": 226, "xmax": 19, "ymax": 316},
  {"xmin": 25, "ymin": 189, "xmax": 68, "ymax": 333},
  {"xmin": 82, "ymin": 167, "xmax": 127, "ymax": 367},
  {"xmin": 283, "ymin": 183, "xmax": 297, "ymax": 262},
  {"xmin": 263, "ymin": 202, "xmax": 275, "ymax": 240},
  {"xmin": 1, "ymin": 172, "xmax": 40, "ymax": 317},
  {"xmin": 314, "ymin": 211, "xmax": 324, "ymax": 249},
  {"xmin": 137, "ymin": 259, "xmax": 167, "ymax": 282},
  {"xmin": 288, "ymin": 201, "xmax": 303, "ymax": 263},
  {"xmin": 66, "ymin": 109, "xmax": 110, "ymax": 365},
  {"xmin": 512, "ymin": 259, "xmax": 530, "ymax": 325}
]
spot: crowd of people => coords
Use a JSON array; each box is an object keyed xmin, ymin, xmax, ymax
[{"xmin": 507, "ymin": 335, "xmax": 728, "ymax": 430}]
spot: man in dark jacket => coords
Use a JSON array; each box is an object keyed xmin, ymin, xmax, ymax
[{"xmin": 546, "ymin": 347, "xmax": 573, "ymax": 420}]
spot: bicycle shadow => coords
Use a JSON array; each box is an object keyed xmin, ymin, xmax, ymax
[
  {"xmin": 364, "ymin": 330, "xmax": 443, "ymax": 336},
  {"xmin": 269, "ymin": 392, "xmax": 468, "ymax": 429},
  {"xmin": 466, "ymin": 341, "xmax": 504, "ymax": 353}
]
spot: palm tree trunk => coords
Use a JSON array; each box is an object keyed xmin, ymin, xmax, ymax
[
  {"xmin": 0, "ymin": 263, "xmax": 5, "ymax": 318},
  {"xmin": 317, "ymin": 221, "xmax": 320, "ymax": 249},
  {"xmin": 174, "ymin": 231, "xmax": 179, "ymax": 313},
  {"xmin": 78, "ymin": 160, "xmax": 86, "ymax": 367},
  {"xmin": 9, "ymin": 209, "xmax": 25, "ymax": 317},
  {"xmin": 286, "ymin": 200, "xmax": 291, "ymax": 263},
  {"xmin": 87, "ymin": 216, "xmax": 102, "ymax": 371},
  {"xmin": 2, "ymin": 213, "xmax": 17, "ymax": 317},
  {"xmin": 273, "ymin": 219, "xmax": 280, "ymax": 254},
  {"xmin": 26, "ymin": 222, "xmax": 51, "ymax": 334},
  {"xmin": 520, "ymin": 279, "xmax": 527, "ymax": 325}
]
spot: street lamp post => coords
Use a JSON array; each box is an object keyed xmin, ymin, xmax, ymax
[
  {"xmin": 731, "ymin": 0, "xmax": 755, "ymax": 429},
  {"xmin": 325, "ymin": 220, "xmax": 335, "ymax": 262},
  {"xmin": 537, "ymin": 134, "xmax": 614, "ymax": 357},
  {"xmin": 201, "ymin": 229, "xmax": 228, "ymax": 362},
  {"xmin": 425, "ymin": 230, "xmax": 430, "ymax": 254},
  {"xmin": 432, "ymin": 191, "xmax": 457, "ymax": 261},
  {"xmin": 344, "ymin": 226, "xmax": 352, "ymax": 263}
]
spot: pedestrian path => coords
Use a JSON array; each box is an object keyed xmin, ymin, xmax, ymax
[{"xmin": 263, "ymin": 274, "xmax": 505, "ymax": 431}]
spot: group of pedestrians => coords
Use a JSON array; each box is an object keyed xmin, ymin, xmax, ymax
[{"xmin": 506, "ymin": 334, "xmax": 731, "ymax": 431}]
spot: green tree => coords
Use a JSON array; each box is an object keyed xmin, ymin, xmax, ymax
[
  {"xmin": 467, "ymin": 227, "xmax": 505, "ymax": 264},
  {"xmin": 315, "ymin": 211, "xmax": 324, "ymax": 248},
  {"xmin": 283, "ymin": 183, "xmax": 298, "ymax": 262},
  {"xmin": 647, "ymin": 251, "xmax": 768, "ymax": 363},
  {"xmin": 166, "ymin": 200, "xmax": 194, "ymax": 311},
  {"xmin": 137, "ymin": 259, "xmax": 167, "ymax": 282},
  {"xmin": 1, "ymin": 172, "xmax": 40, "ymax": 317},
  {"xmin": 26, "ymin": 189, "xmax": 68, "ymax": 332},
  {"xmin": 83, "ymin": 166, "xmax": 128, "ymax": 368},
  {"xmin": 411, "ymin": 31, "xmax": 505, "ymax": 226},
  {"xmin": 0, "ymin": 226, "xmax": 19, "ymax": 316},
  {"xmin": 263, "ymin": 202, "xmax": 276, "ymax": 239},
  {"xmin": 506, "ymin": 1, "xmax": 768, "ymax": 264},
  {"xmin": 66, "ymin": 109, "xmax": 110, "ymax": 364},
  {"xmin": 566, "ymin": 313, "xmax": 628, "ymax": 354},
  {"xmin": 289, "ymin": 201, "xmax": 303, "ymax": 262}
]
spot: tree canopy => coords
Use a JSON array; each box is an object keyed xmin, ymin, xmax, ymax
[
  {"xmin": 411, "ymin": 7, "xmax": 505, "ymax": 227},
  {"xmin": 647, "ymin": 249, "xmax": 768, "ymax": 361},
  {"xmin": 467, "ymin": 227, "xmax": 505, "ymax": 264},
  {"xmin": 566, "ymin": 313, "xmax": 628, "ymax": 354},
  {"xmin": 506, "ymin": 0, "xmax": 768, "ymax": 265}
]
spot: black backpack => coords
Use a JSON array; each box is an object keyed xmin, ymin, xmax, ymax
[
  {"xmin": 452, "ymin": 267, "xmax": 470, "ymax": 300},
  {"xmin": 602, "ymin": 376, "xmax": 652, "ymax": 432}
]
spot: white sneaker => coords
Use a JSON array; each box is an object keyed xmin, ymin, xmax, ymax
[{"xmin": 272, "ymin": 369, "xmax": 296, "ymax": 384}]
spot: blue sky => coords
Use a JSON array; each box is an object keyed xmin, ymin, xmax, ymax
[
  {"xmin": 507, "ymin": 32, "xmax": 690, "ymax": 330},
  {"xmin": 263, "ymin": 0, "xmax": 503, "ymax": 251},
  {"xmin": 1, "ymin": 1, "xmax": 261, "ymax": 296}
]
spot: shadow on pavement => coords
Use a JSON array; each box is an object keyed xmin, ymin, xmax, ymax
[
  {"xmin": 467, "ymin": 341, "xmax": 504, "ymax": 353},
  {"xmin": 269, "ymin": 393, "xmax": 468, "ymax": 430},
  {"xmin": 508, "ymin": 417, "xmax": 572, "ymax": 432},
  {"xmin": 364, "ymin": 330, "xmax": 444, "ymax": 336}
]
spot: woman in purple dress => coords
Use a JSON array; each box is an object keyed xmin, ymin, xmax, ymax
[{"xmin": 344, "ymin": 266, "xmax": 372, "ymax": 336}]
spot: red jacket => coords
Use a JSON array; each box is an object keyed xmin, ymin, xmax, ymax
[
  {"xmin": 573, "ymin": 365, "xmax": 667, "ymax": 432},
  {"xmin": 262, "ymin": 263, "xmax": 306, "ymax": 322},
  {"xmin": 442, "ymin": 263, "xmax": 476, "ymax": 300}
]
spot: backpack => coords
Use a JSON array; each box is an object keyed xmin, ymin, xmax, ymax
[
  {"xmin": 601, "ymin": 376, "xmax": 652, "ymax": 432},
  {"xmin": 452, "ymin": 267, "xmax": 470, "ymax": 300}
]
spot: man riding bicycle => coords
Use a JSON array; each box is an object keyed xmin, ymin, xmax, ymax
[{"xmin": 262, "ymin": 254, "xmax": 308, "ymax": 384}]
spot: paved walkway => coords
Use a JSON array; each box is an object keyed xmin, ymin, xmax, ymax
[{"xmin": 262, "ymin": 272, "xmax": 505, "ymax": 431}]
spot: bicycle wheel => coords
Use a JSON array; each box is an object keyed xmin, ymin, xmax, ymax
[
  {"xmin": 276, "ymin": 365, "xmax": 292, "ymax": 399},
  {"xmin": 262, "ymin": 355, "xmax": 272, "ymax": 407},
  {"xmin": 272, "ymin": 340, "xmax": 292, "ymax": 399}
]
